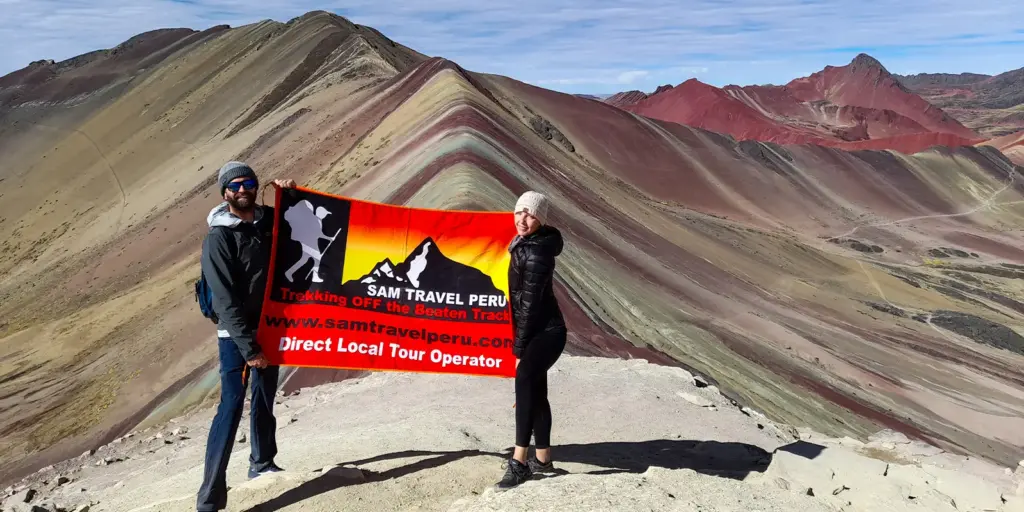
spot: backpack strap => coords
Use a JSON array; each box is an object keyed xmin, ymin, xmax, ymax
[
  {"xmin": 196, "ymin": 220, "xmax": 241, "ymax": 324},
  {"xmin": 208, "ymin": 224, "xmax": 241, "ymax": 286}
]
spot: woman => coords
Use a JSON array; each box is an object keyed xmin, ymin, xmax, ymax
[{"xmin": 496, "ymin": 190, "xmax": 567, "ymax": 491}]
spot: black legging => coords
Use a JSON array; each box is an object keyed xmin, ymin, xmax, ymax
[{"xmin": 515, "ymin": 327, "xmax": 567, "ymax": 448}]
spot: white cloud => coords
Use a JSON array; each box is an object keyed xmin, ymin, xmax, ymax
[
  {"xmin": 1, "ymin": 0, "xmax": 1021, "ymax": 93},
  {"xmin": 616, "ymin": 70, "xmax": 649, "ymax": 84},
  {"xmin": 534, "ymin": 69, "xmax": 657, "ymax": 87}
]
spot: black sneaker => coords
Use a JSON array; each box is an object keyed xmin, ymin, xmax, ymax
[
  {"xmin": 494, "ymin": 458, "xmax": 532, "ymax": 491},
  {"xmin": 527, "ymin": 455, "xmax": 555, "ymax": 474},
  {"xmin": 248, "ymin": 462, "xmax": 285, "ymax": 479}
]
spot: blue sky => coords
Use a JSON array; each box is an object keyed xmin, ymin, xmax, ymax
[{"xmin": 1, "ymin": 0, "xmax": 1022, "ymax": 94}]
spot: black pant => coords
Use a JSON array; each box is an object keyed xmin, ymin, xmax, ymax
[
  {"xmin": 515, "ymin": 327, "xmax": 566, "ymax": 448},
  {"xmin": 197, "ymin": 337, "xmax": 279, "ymax": 511}
]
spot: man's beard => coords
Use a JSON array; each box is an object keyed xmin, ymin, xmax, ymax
[{"xmin": 227, "ymin": 193, "xmax": 255, "ymax": 211}]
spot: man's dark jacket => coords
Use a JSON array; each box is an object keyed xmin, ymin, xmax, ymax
[
  {"xmin": 507, "ymin": 224, "xmax": 566, "ymax": 358},
  {"xmin": 201, "ymin": 202, "xmax": 276, "ymax": 361}
]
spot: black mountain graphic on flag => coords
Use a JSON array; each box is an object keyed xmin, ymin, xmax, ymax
[{"xmin": 342, "ymin": 238, "xmax": 501, "ymax": 295}]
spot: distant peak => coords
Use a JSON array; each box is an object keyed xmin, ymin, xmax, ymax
[
  {"xmin": 653, "ymin": 84, "xmax": 674, "ymax": 95},
  {"xmin": 607, "ymin": 90, "xmax": 646, "ymax": 101},
  {"xmin": 605, "ymin": 90, "xmax": 648, "ymax": 107},
  {"xmin": 850, "ymin": 53, "xmax": 886, "ymax": 71},
  {"xmin": 678, "ymin": 77, "xmax": 714, "ymax": 89},
  {"xmin": 288, "ymin": 10, "xmax": 357, "ymax": 29},
  {"xmin": 289, "ymin": 9, "xmax": 333, "ymax": 21}
]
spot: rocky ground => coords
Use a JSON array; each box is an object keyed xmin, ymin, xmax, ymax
[{"xmin": 1, "ymin": 355, "xmax": 1021, "ymax": 512}]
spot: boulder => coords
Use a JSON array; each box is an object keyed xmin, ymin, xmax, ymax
[
  {"xmin": 7, "ymin": 503, "xmax": 59, "ymax": 512},
  {"xmin": 320, "ymin": 465, "xmax": 365, "ymax": 483},
  {"xmin": 12, "ymin": 488, "xmax": 36, "ymax": 503}
]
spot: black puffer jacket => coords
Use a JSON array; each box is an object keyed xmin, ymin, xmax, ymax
[{"xmin": 508, "ymin": 225, "xmax": 566, "ymax": 358}]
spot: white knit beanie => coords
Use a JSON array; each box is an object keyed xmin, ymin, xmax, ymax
[{"xmin": 514, "ymin": 191, "xmax": 549, "ymax": 224}]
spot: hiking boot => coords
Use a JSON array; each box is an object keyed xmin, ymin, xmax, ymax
[
  {"xmin": 248, "ymin": 462, "xmax": 285, "ymax": 479},
  {"xmin": 495, "ymin": 458, "xmax": 532, "ymax": 491},
  {"xmin": 527, "ymin": 455, "xmax": 555, "ymax": 474}
]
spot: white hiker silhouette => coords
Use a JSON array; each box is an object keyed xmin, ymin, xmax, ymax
[{"xmin": 283, "ymin": 200, "xmax": 342, "ymax": 283}]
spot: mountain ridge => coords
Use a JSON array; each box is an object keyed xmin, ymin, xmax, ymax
[
  {"xmin": 1, "ymin": 10, "xmax": 1023, "ymax": 492},
  {"xmin": 896, "ymin": 71, "xmax": 992, "ymax": 89},
  {"xmin": 895, "ymin": 66, "xmax": 1024, "ymax": 137},
  {"xmin": 613, "ymin": 53, "xmax": 982, "ymax": 153}
]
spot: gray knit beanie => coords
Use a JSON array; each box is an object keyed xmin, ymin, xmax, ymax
[{"xmin": 218, "ymin": 161, "xmax": 258, "ymax": 195}]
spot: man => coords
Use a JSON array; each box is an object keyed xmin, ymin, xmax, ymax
[{"xmin": 197, "ymin": 161, "xmax": 296, "ymax": 512}]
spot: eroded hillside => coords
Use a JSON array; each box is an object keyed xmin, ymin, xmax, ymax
[
  {"xmin": 897, "ymin": 67, "xmax": 1024, "ymax": 138},
  {"xmin": 2, "ymin": 10, "xmax": 1023, "ymax": 490}
]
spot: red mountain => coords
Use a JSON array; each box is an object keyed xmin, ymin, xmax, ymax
[
  {"xmin": 785, "ymin": 54, "xmax": 978, "ymax": 139},
  {"xmin": 980, "ymin": 129, "xmax": 1024, "ymax": 165},
  {"xmin": 629, "ymin": 78, "xmax": 830, "ymax": 145},
  {"xmin": 616, "ymin": 54, "xmax": 983, "ymax": 154}
]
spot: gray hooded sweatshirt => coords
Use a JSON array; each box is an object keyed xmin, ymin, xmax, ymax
[{"xmin": 200, "ymin": 202, "xmax": 276, "ymax": 360}]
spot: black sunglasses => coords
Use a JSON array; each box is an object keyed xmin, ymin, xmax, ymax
[{"xmin": 226, "ymin": 179, "xmax": 258, "ymax": 192}]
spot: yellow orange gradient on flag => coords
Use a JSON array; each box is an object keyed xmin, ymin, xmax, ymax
[{"xmin": 340, "ymin": 198, "xmax": 515, "ymax": 294}]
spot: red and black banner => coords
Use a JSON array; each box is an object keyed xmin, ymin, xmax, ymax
[{"xmin": 256, "ymin": 186, "xmax": 518, "ymax": 377}]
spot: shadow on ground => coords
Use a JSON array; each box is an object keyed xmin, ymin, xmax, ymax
[
  {"xmin": 546, "ymin": 439, "xmax": 778, "ymax": 479},
  {"xmin": 242, "ymin": 449, "xmax": 505, "ymax": 511},
  {"xmin": 244, "ymin": 440, "xmax": 824, "ymax": 510},
  {"xmin": 775, "ymin": 440, "xmax": 826, "ymax": 460}
]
